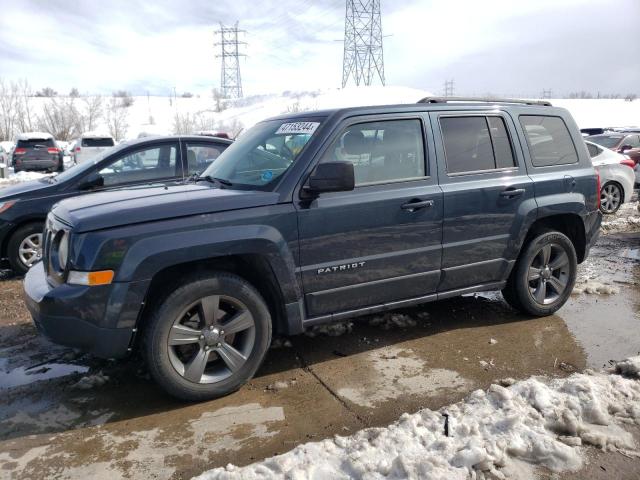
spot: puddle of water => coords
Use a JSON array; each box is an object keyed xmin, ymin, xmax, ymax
[
  {"xmin": 336, "ymin": 346, "xmax": 469, "ymax": 408},
  {"xmin": 559, "ymin": 289, "xmax": 640, "ymax": 369},
  {"xmin": 0, "ymin": 362, "xmax": 89, "ymax": 389}
]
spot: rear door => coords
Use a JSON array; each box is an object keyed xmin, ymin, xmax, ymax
[
  {"xmin": 296, "ymin": 114, "xmax": 443, "ymax": 318},
  {"xmin": 431, "ymin": 111, "xmax": 535, "ymax": 292}
]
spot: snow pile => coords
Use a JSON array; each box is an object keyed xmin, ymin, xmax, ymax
[
  {"xmin": 71, "ymin": 371, "xmax": 109, "ymax": 390},
  {"xmin": 196, "ymin": 357, "xmax": 640, "ymax": 480},
  {"xmin": 0, "ymin": 170, "xmax": 50, "ymax": 185},
  {"xmin": 572, "ymin": 281, "xmax": 619, "ymax": 295},
  {"xmin": 368, "ymin": 313, "xmax": 417, "ymax": 330},
  {"xmin": 305, "ymin": 321, "xmax": 353, "ymax": 337},
  {"xmin": 601, "ymin": 201, "xmax": 640, "ymax": 234}
]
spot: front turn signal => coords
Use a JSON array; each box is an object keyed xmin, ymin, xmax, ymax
[{"xmin": 67, "ymin": 270, "xmax": 114, "ymax": 286}]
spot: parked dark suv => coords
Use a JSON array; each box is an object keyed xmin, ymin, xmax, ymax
[
  {"xmin": 24, "ymin": 98, "xmax": 601, "ymax": 401},
  {"xmin": 12, "ymin": 132, "xmax": 63, "ymax": 173}
]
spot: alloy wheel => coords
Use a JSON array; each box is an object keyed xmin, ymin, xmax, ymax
[
  {"xmin": 527, "ymin": 243, "xmax": 570, "ymax": 305},
  {"xmin": 600, "ymin": 184, "xmax": 621, "ymax": 214},
  {"xmin": 18, "ymin": 233, "xmax": 42, "ymax": 268},
  {"xmin": 167, "ymin": 295, "xmax": 256, "ymax": 384}
]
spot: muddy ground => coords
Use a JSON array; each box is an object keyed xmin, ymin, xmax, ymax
[{"xmin": 0, "ymin": 205, "xmax": 639, "ymax": 479}]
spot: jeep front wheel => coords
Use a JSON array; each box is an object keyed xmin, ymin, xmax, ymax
[
  {"xmin": 502, "ymin": 231, "xmax": 577, "ymax": 316},
  {"xmin": 143, "ymin": 272, "xmax": 272, "ymax": 401}
]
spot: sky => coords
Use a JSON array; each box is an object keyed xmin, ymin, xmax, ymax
[{"xmin": 0, "ymin": 0, "xmax": 638, "ymax": 97}]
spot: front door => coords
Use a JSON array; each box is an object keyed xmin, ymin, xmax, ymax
[
  {"xmin": 430, "ymin": 111, "xmax": 535, "ymax": 292},
  {"xmin": 296, "ymin": 115, "xmax": 443, "ymax": 318}
]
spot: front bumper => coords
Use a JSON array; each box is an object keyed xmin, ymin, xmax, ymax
[
  {"xmin": 0, "ymin": 219, "xmax": 14, "ymax": 265},
  {"xmin": 24, "ymin": 262, "xmax": 149, "ymax": 359}
]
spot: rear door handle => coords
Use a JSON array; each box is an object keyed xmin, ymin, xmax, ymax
[
  {"xmin": 499, "ymin": 188, "xmax": 525, "ymax": 198},
  {"xmin": 401, "ymin": 199, "xmax": 434, "ymax": 211}
]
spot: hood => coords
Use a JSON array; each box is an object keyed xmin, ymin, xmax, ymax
[
  {"xmin": 0, "ymin": 179, "xmax": 51, "ymax": 199},
  {"xmin": 52, "ymin": 183, "xmax": 280, "ymax": 232}
]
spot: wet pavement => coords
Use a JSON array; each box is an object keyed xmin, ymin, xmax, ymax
[{"xmin": 0, "ymin": 224, "xmax": 638, "ymax": 479}]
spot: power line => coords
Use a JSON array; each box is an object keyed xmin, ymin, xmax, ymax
[
  {"xmin": 342, "ymin": 0, "xmax": 385, "ymax": 87},
  {"xmin": 214, "ymin": 22, "xmax": 246, "ymax": 99}
]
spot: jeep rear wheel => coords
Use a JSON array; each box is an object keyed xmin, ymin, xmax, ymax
[
  {"xmin": 143, "ymin": 272, "xmax": 272, "ymax": 401},
  {"xmin": 502, "ymin": 231, "xmax": 577, "ymax": 316}
]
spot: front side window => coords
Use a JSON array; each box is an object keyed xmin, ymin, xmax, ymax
[
  {"xmin": 202, "ymin": 119, "xmax": 320, "ymax": 189},
  {"xmin": 320, "ymin": 119, "xmax": 426, "ymax": 186},
  {"xmin": 185, "ymin": 142, "xmax": 228, "ymax": 175},
  {"xmin": 440, "ymin": 116, "xmax": 515, "ymax": 174},
  {"xmin": 98, "ymin": 143, "xmax": 178, "ymax": 187},
  {"xmin": 520, "ymin": 115, "xmax": 578, "ymax": 167}
]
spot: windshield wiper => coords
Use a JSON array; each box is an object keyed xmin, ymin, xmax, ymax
[{"xmin": 195, "ymin": 175, "xmax": 233, "ymax": 187}]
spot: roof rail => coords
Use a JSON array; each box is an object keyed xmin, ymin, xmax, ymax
[{"xmin": 417, "ymin": 96, "xmax": 552, "ymax": 107}]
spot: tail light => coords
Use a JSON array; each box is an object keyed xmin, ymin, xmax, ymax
[
  {"xmin": 595, "ymin": 171, "xmax": 601, "ymax": 210},
  {"xmin": 75, "ymin": 147, "xmax": 81, "ymax": 152},
  {"xmin": 47, "ymin": 147, "xmax": 60, "ymax": 154},
  {"xmin": 14, "ymin": 148, "xmax": 26, "ymax": 155},
  {"xmin": 620, "ymin": 158, "xmax": 635, "ymax": 169}
]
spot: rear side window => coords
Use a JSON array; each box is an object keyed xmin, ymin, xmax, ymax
[
  {"xmin": 17, "ymin": 138, "xmax": 55, "ymax": 148},
  {"xmin": 520, "ymin": 116, "xmax": 578, "ymax": 167},
  {"xmin": 82, "ymin": 138, "xmax": 115, "ymax": 147},
  {"xmin": 440, "ymin": 116, "xmax": 515, "ymax": 174},
  {"xmin": 586, "ymin": 142, "xmax": 601, "ymax": 158}
]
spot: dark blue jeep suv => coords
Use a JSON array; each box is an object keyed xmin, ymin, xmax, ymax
[{"xmin": 24, "ymin": 98, "xmax": 601, "ymax": 400}]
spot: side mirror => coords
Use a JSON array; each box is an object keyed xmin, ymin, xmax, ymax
[
  {"xmin": 303, "ymin": 161, "xmax": 355, "ymax": 196},
  {"xmin": 619, "ymin": 144, "xmax": 633, "ymax": 152},
  {"xmin": 78, "ymin": 172, "xmax": 104, "ymax": 190}
]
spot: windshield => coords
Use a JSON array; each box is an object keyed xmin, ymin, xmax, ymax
[
  {"xmin": 588, "ymin": 135, "xmax": 623, "ymax": 149},
  {"xmin": 54, "ymin": 143, "xmax": 128, "ymax": 182},
  {"xmin": 201, "ymin": 119, "xmax": 321, "ymax": 189}
]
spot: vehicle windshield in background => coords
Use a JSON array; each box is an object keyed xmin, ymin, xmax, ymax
[
  {"xmin": 17, "ymin": 138, "xmax": 55, "ymax": 148},
  {"xmin": 201, "ymin": 119, "xmax": 321, "ymax": 189},
  {"xmin": 82, "ymin": 138, "xmax": 115, "ymax": 147},
  {"xmin": 587, "ymin": 135, "xmax": 623, "ymax": 149}
]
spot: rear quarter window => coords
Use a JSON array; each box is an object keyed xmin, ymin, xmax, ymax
[
  {"xmin": 82, "ymin": 138, "xmax": 115, "ymax": 147},
  {"xmin": 520, "ymin": 115, "xmax": 578, "ymax": 167}
]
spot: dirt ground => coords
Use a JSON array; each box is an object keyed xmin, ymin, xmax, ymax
[{"xmin": 0, "ymin": 214, "xmax": 639, "ymax": 479}]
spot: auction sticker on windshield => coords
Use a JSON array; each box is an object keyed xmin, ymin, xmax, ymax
[{"xmin": 275, "ymin": 122, "xmax": 320, "ymax": 135}]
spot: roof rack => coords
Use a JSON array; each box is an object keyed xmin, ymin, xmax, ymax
[{"xmin": 417, "ymin": 96, "xmax": 552, "ymax": 107}]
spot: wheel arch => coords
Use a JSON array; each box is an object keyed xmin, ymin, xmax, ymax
[
  {"xmin": 523, "ymin": 213, "xmax": 587, "ymax": 263},
  {"xmin": 2, "ymin": 217, "xmax": 46, "ymax": 259}
]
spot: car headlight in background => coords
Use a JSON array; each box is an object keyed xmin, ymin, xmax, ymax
[
  {"xmin": 57, "ymin": 230, "xmax": 69, "ymax": 270},
  {"xmin": 0, "ymin": 201, "xmax": 16, "ymax": 214}
]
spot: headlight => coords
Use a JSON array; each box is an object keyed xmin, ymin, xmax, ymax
[
  {"xmin": 0, "ymin": 201, "xmax": 15, "ymax": 214},
  {"xmin": 57, "ymin": 231, "xmax": 69, "ymax": 270},
  {"xmin": 51, "ymin": 230, "xmax": 70, "ymax": 272}
]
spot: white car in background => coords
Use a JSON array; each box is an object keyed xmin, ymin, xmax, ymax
[
  {"xmin": 72, "ymin": 132, "xmax": 115, "ymax": 164},
  {"xmin": 585, "ymin": 140, "xmax": 635, "ymax": 214},
  {"xmin": 0, "ymin": 141, "xmax": 14, "ymax": 166}
]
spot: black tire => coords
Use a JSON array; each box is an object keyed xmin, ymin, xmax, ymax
[
  {"xmin": 7, "ymin": 222, "xmax": 44, "ymax": 275},
  {"xmin": 502, "ymin": 230, "xmax": 577, "ymax": 316},
  {"xmin": 600, "ymin": 181, "xmax": 623, "ymax": 215},
  {"xmin": 143, "ymin": 272, "xmax": 272, "ymax": 401}
]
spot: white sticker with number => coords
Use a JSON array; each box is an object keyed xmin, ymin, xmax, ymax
[{"xmin": 275, "ymin": 122, "xmax": 320, "ymax": 135}]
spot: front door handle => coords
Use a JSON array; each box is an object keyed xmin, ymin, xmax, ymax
[
  {"xmin": 401, "ymin": 199, "xmax": 434, "ymax": 211},
  {"xmin": 499, "ymin": 188, "xmax": 525, "ymax": 198}
]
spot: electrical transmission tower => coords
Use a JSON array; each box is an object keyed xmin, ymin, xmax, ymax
[
  {"xmin": 214, "ymin": 22, "xmax": 246, "ymax": 99},
  {"xmin": 541, "ymin": 89, "xmax": 553, "ymax": 99},
  {"xmin": 443, "ymin": 79, "xmax": 455, "ymax": 97},
  {"xmin": 341, "ymin": 0, "xmax": 385, "ymax": 87}
]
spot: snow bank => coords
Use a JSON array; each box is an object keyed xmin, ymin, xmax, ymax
[
  {"xmin": 0, "ymin": 170, "xmax": 49, "ymax": 185},
  {"xmin": 572, "ymin": 281, "xmax": 619, "ymax": 295},
  {"xmin": 196, "ymin": 357, "xmax": 640, "ymax": 480}
]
